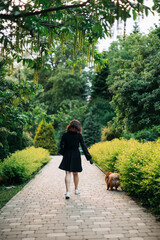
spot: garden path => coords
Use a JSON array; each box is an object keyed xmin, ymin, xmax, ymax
[{"xmin": 0, "ymin": 156, "xmax": 160, "ymax": 240}]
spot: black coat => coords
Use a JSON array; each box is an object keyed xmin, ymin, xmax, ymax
[{"xmin": 59, "ymin": 131, "xmax": 91, "ymax": 172}]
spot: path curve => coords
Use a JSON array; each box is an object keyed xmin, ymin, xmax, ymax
[{"xmin": 0, "ymin": 156, "xmax": 160, "ymax": 240}]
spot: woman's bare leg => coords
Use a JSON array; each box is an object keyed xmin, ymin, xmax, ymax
[
  {"xmin": 73, "ymin": 172, "xmax": 79, "ymax": 190},
  {"xmin": 65, "ymin": 171, "xmax": 71, "ymax": 193}
]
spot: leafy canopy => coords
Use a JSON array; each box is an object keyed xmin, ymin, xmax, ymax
[{"xmin": 0, "ymin": 0, "xmax": 150, "ymax": 70}]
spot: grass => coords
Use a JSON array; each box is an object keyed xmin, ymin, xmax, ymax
[{"xmin": 0, "ymin": 184, "xmax": 26, "ymax": 210}]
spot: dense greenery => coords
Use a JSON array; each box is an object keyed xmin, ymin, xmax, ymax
[
  {"xmin": 38, "ymin": 67, "xmax": 89, "ymax": 114},
  {"xmin": 90, "ymin": 139, "xmax": 160, "ymax": 218},
  {"xmin": 105, "ymin": 26, "xmax": 160, "ymax": 138},
  {"xmin": 0, "ymin": 61, "xmax": 51, "ymax": 159},
  {"xmin": 1, "ymin": 25, "xmax": 160, "ymax": 157},
  {"xmin": 0, "ymin": 62, "xmax": 36, "ymax": 159},
  {"xmin": 0, "ymin": 147, "xmax": 50, "ymax": 184},
  {"xmin": 89, "ymin": 63, "xmax": 115, "ymax": 127}
]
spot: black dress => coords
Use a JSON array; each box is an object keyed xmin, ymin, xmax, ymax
[{"xmin": 59, "ymin": 131, "xmax": 91, "ymax": 172}]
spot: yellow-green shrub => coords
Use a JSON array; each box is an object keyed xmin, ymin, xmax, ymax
[
  {"xmin": 0, "ymin": 146, "xmax": 50, "ymax": 184},
  {"xmin": 34, "ymin": 121, "xmax": 57, "ymax": 155},
  {"xmin": 116, "ymin": 141, "xmax": 160, "ymax": 215},
  {"xmin": 90, "ymin": 139, "xmax": 160, "ymax": 217},
  {"xmin": 89, "ymin": 138, "xmax": 130, "ymax": 172}
]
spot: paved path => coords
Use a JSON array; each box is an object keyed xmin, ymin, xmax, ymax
[{"xmin": 0, "ymin": 156, "xmax": 160, "ymax": 240}]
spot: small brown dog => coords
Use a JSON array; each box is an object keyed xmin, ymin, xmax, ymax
[{"xmin": 105, "ymin": 172, "xmax": 120, "ymax": 190}]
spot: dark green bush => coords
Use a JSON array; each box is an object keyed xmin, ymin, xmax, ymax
[
  {"xmin": 134, "ymin": 126, "xmax": 160, "ymax": 141},
  {"xmin": 122, "ymin": 126, "xmax": 160, "ymax": 142},
  {"xmin": 0, "ymin": 128, "xmax": 10, "ymax": 160},
  {"xmin": 22, "ymin": 132, "xmax": 33, "ymax": 149},
  {"xmin": 8, "ymin": 127, "xmax": 23, "ymax": 153}
]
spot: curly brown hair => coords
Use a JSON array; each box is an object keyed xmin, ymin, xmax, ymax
[{"xmin": 67, "ymin": 120, "xmax": 81, "ymax": 134}]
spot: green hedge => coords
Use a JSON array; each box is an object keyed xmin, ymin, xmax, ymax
[
  {"xmin": 0, "ymin": 146, "xmax": 50, "ymax": 184},
  {"xmin": 89, "ymin": 139, "xmax": 160, "ymax": 218}
]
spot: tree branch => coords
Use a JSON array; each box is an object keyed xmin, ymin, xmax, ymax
[
  {"xmin": 40, "ymin": 22, "xmax": 64, "ymax": 29},
  {"xmin": 0, "ymin": 0, "xmax": 92, "ymax": 20}
]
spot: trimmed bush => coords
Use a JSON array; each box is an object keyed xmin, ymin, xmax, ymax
[
  {"xmin": 89, "ymin": 138, "xmax": 130, "ymax": 172},
  {"xmin": 89, "ymin": 139, "xmax": 160, "ymax": 217},
  {"xmin": 0, "ymin": 146, "xmax": 50, "ymax": 184},
  {"xmin": 34, "ymin": 121, "xmax": 57, "ymax": 155},
  {"xmin": 116, "ymin": 141, "xmax": 160, "ymax": 216}
]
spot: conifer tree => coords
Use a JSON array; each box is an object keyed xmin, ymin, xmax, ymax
[
  {"xmin": 83, "ymin": 112, "xmax": 101, "ymax": 147},
  {"xmin": 34, "ymin": 121, "xmax": 57, "ymax": 155}
]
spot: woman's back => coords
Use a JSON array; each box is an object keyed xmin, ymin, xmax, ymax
[{"xmin": 63, "ymin": 131, "xmax": 80, "ymax": 149}]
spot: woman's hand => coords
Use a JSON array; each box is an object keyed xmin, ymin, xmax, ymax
[{"xmin": 89, "ymin": 159, "xmax": 93, "ymax": 164}]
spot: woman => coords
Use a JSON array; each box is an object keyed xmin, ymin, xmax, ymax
[{"xmin": 59, "ymin": 120, "xmax": 93, "ymax": 199}]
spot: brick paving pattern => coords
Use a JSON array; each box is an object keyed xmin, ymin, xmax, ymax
[{"xmin": 0, "ymin": 156, "xmax": 160, "ymax": 240}]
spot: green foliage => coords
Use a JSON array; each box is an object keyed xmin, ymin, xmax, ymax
[
  {"xmin": 101, "ymin": 125, "xmax": 122, "ymax": 141},
  {"xmin": 90, "ymin": 139, "xmax": 160, "ymax": 217},
  {"xmin": 88, "ymin": 62, "xmax": 115, "ymax": 127},
  {"xmin": 87, "ymin": 62, "xmax": 114, "ymax": 127},
  {"xmin": 34, "ymin": 121, "xmax": 57, "ymax": 155},
  {"xmin": 0, "ymin": 147, "xmax": 50, "ymax": 184},
  {"xmin": 106, "ymin": 29, "xmax": 160, "ymax": 132},
  {"xmin": 83, "ymin": 112, "xmax": 101, "ymax": 147},
  {"xmin": 8, "ymin": 127, "xmax": 23, "ymax": 153},
  {"xmin": 116, "ymin": 141, "xmax": 160, "ymax": 215},
  {"xmin": 153, "ymin": 0, "xmax": 160, "ymax": 13},
  {"xmin": 0, "ymin": 61, "xmax": 43, "ymax": 159},
  {"xmin": 122, "ymin": 126, "xmax": 160, "ymax": 142},
  {"xmin": 55, "ymin": 101, "xmax": 87, "ymax": 141},
  {"xmin": 83, "ymin": 60, "xmax": 115, "ymax": 146},
  {"xmin": 134, "ymin": 126, "xmax": 160, "ymax": 141},
  {"xmin": 22, "ymin": 132, "xmax": 33, "ymax": 149},
  {"xmin": 91, "ymin": 63, "xmax": 111, "ymax": 100},
  {"xmin": 89, "ymin": 138, "xmax": 126, "ymax": 172},
  {"xmin": 0, "ymin": 0, "xmax": 148, "ymax": 68},
  {"xmin": 0, "ymin": 127, "xmax": 10, "ymax": 160},
  {"xmin": 39, "ymin": 67, "xmax": 89, "ymax": 113},
  {"xmin": 89, "ymin": 97, "xmax": 115, "ymax": 127},
  {"xmin": 24, "ymin": 106, "xmax": 54, "ymax": 137}
]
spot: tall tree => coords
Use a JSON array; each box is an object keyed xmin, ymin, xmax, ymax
[
  {"xmin": 83, "ymin": 111, "xmax": 101, "ymax": 147},
  {"xmin": 91, "ymin": 63, "xmax": 111, "ymax": 100},
  {"xmin": 38, "ymin": 66, "xmax": 90, "ymax": 114},
  {"xmin": 106, "ymin": 27, "xmax": 160, "ymax": 132},
  {"xmin": 88, "ymin": 62, "xmax": 115, "ymax": 127}
]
